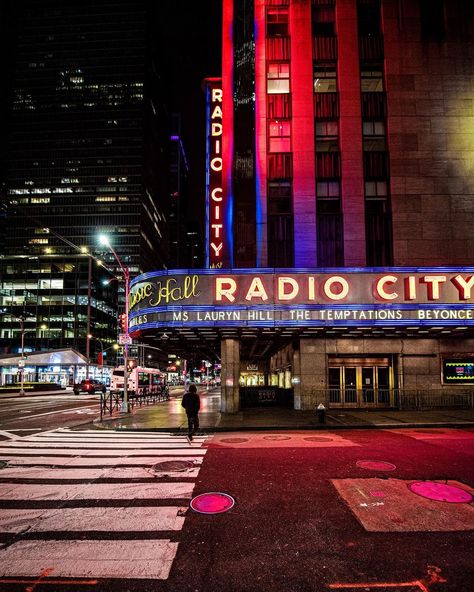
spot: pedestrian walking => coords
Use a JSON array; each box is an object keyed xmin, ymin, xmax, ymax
[{"xmin": 181, "ymin": 383, "xmax": 201, "ymax": 441}]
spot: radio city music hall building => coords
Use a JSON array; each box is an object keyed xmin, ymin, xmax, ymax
[{"xmin": 129, "ymin": 0, "xmax": 474, "ymax": 412}]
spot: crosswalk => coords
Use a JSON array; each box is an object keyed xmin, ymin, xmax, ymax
[{"xmin": 0, "ymin": 428, "xmax": 209, "ymax": 582}]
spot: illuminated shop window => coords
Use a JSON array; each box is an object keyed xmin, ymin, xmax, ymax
[
  {"xmin": 268, "ymin": 120, "xmax": 291, "ymax": 152},
  {"xmin": 266, "ymin": 8, "xmax": 289, "ymax": 37},
  {"xmin": 267, "ymin": 63, "xmax": 290, "ymax": 94},
  {"xmin": 314, "ymin": 66, "xmax": 337, "ymax": 92},
  {"xmin": 361, "ymin": 68, "xmax": 384, "ymax": 92}
]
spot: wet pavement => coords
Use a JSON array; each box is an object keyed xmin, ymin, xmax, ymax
[{"xmin": 91, "ymin": 386, "xmax": 474, "ymax": 432}]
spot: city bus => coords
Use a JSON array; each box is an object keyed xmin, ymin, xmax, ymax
[{"xmin": 111, "ymin": 366, "xmax": 167, "ymax": 393}]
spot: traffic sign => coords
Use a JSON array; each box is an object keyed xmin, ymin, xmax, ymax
[{"xmin": 118, "ymin": 333, "xmax": 132, "ymax": 345}]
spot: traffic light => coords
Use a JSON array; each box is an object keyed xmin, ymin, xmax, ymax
[{"xmin": 119, "ymin": 313, "xmax": 128, "ymax": 333}]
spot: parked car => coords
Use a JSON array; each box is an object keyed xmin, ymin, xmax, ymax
[{"xmin": 73, "ymin": 379, "xmax": 106, "ymax": 396}]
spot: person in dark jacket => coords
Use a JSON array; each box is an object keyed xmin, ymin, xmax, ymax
[{"xmin": 181, "ymin": 383, "xmax": 201, "ymax": 440}]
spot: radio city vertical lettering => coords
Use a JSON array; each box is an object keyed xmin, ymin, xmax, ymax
[{"xmin": 206, "ymin": 79, "xmax": 225, "ymax": 268}]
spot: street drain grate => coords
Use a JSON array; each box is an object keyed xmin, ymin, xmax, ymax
[
  {"xmin": 304, "ymin": 437, "xmax": 333, "ymax": 442},
  {"xmin": 408, "ymin": 481, "xmax": 473, "ymax": 503},
  {"xmin": 190, "ymin": 492, "xmax": 235, "ymax": 514},
  {"xmin": 152, "ymin": 460, "xmax": 194, "ymax": 473},
  {"xmin": 0, "ymin": 461, "xmax": 8, "ymax": 469},
  {"xmin": 263, "ymin": 435, "xmax": 291, "ymax": 441},
  {"xmin": 221, "ymin": 438, "xmax": 248, "ymax": 443},
  {"xmin": 356, "ymin": 460, "xmax": 397, "ymax": 471}
]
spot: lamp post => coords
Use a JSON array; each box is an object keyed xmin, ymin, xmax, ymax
[
  {"xmin": 99, "ymin": 234, "xmax": 130, "ymax": 413},
  {"xmin": 18, "ymin": 316, "xmax": 26, "ymax": 396}
]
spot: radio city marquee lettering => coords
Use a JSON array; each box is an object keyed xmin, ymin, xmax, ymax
[
  {"xmin": 205, "ymin": 79, "xmax": 225, "ymax": 268},
  {"xmin": 128, "ymin": 270, "xmax": 474, "ymax": 332}
]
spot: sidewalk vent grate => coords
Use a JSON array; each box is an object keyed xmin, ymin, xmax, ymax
[
  {"xmin": 190, "ymin": 492, "xmax": 235, "ymax": 514},
  {"xmin": 152, "ymin": 460, "xmax": 194, "ymax": 473},
  {"xmin": 408, "ymin": 481, "xmax": 473, "ymax": 503},
  {"xmin": 356, "ymin": 460, "xmax": 396, "ymax": 471}
]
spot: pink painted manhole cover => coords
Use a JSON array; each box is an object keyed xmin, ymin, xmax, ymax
[
  {"xmin": 408, "ymin": 482, "xmax": 473, "ymax": 503},
  {"xmin": 356, "ymin": 460, "xmax": 396, "ymax": 471},
  {"xmin": 190, "ymin": 492, "xmax": 235, "ymax": 514},
  {"xmin": 263, "ymin": 435, "xmax": 291, "ymax": 441},
  {"xmin": 220, "ymin": 438, "xmax": 248, "ymax": 443}
]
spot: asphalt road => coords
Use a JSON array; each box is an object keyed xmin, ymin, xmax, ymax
[
  {"xmin": 0, "ymin": 426, "xmax": 473, "ymax": 591},
  {"xmin": 0, "ymin": 393, "xmax": 100, "ymax": 434}
]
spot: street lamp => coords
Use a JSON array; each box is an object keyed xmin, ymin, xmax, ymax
[{"xmin": 98, "ymin": 234, "xmax": 130, "ymax": 413}]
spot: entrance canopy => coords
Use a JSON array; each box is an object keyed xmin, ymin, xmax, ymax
[
  {"xmin": 0, "ymin": 349, "xmax": 88, "ymax": 367},
  {"xmin": 128, "ymin": 268, "xmax": 474, "ymax": 360}
]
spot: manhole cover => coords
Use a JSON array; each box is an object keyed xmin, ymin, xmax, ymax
[
  {"xmin": 408, "ymin": 482, "xmax": 473, "ymax": 503},
  {"xmin": 263, "ymin": 435, "xmax": 291, "ymax": 441},
  {"xmin": 356, "ymin": 460, "xmax": 397, "ymax": 471},
  {"xmin": 0, "ymin": 461, "xmax": 8, "ymax": 469},
  {"xmin": 304, "ymin": 437, "xmax": 333, "ymax": 442},
  {"xmin": 152, "ymin": 460, "xmax": 194, "ymax": 473},
  {"xmin": 221, "ymin": 438, "xmax": 248, "ymax": 443},
  {"xmin": 190, "ymin": 492, "xmax": 235, "ymax": 514}
]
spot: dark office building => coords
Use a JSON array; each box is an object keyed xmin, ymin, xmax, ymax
[{"xmin": 0, "ymin": 0, "xmax": 170, "ymax": 361}]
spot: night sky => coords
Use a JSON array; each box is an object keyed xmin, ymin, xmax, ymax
[{"xmin": 158, "ymin": 1, "xmax": 223, "ymax": 222}]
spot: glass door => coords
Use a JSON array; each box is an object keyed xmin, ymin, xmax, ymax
[
  {"xmin": 362, "ymin": 367, "xmax": 375, "ymax": 404},
  {"xmin": 343, "ymin": 367, "xmax": 357, "ymax": 405}
]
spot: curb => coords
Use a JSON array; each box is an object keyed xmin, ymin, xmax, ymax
[{"xmin": 90, "ymin": 420, "xmax": 474, "ymax": 433}]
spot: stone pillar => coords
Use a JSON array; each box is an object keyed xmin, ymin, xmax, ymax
[
  {"xmin": 220, "ymin": 338, "xmax": 240, "ymax": 413},
  {"xmin": 292, "ymin": 348, "xmax": 302, "ymax": 410}
]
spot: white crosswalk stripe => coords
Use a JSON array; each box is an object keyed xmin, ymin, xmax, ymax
[{"xmin": 0, "ymin": 428, "xmax": 210, "ymax": 581}]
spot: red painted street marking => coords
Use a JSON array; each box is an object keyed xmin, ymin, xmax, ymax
[
  {"xmin": 329, "ymin": 566, "xmax": 446, "ymax": 592},
  {"xmin": 0, "ymin": 580, "xmax": 97, "ymax": 586}
]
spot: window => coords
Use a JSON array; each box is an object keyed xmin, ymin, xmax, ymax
[
  {"xmin": 317, "ymin": 181, "xmax": 340, "ymax": 198},
  {"xmin": 267, "ymin": 8, "xmax": 289, "ymax": 37},
  {"xmin": 314, "ymin": 66, "xmax": 337, "ymax": 92},
  {"xmin": 268, "ymin": 120, "xmax": 291, "ymax": 152},
  {"xmin": 267, "ymin": 94, "xmax": 291, "ymax": 118},
  {"xmin": 312, "ymin": 6, "xmax": 336, "ymax": 37},
  {"xmin": 363, "ymin": 121, "xmax": 386, "ymax": 150},
  {"xmin": 267, "ymin": 63, "xmax": 290, "ymax": 94},
  {"xmin": 316, "ymin": 121, "xmax": 339, "ymax": 152},
  {"xmin": 365, "ymin": 181, "xmax": 388, "ymax": 197},
  {"xmin": 361, "ymin": 68, "xmax": 384, "ymax": 92},
  {"xmin": 365, "ymin": 199, "xmax": 393, "ymax": 266},
  {"xmin": 268, "ymin": 215, "xmax": 294, "ymax": 267},
  {"xmin": 363, "ymin": 121, "xmax": 385, "ymax": 136},
  {"xmin": 268, "ymin": 181, "xmax": 292, "ymax": 215},
  {"xmin": 357, "ymin": 0, "xmax": 381, "ymax": 36}
]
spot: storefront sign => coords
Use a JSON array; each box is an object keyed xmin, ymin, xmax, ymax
[
  {"xmin": 128, "ymin": 269, "xmax": 474, "ymax": 333},
  {"xmin": 442, "ymin": 359, "xmax": 474, "ymax": 383},
  {"xmin": 205, "ymin": 78, "xmax": 226, "ymax": 268}
]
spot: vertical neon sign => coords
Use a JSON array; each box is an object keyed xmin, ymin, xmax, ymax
[{"xmin": 205, "ymin": 78, "xmax": 225, "ymax": 268}]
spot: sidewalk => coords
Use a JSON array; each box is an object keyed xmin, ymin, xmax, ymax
[{"xmin": 92, "ymin": 387, "xmax": 474, "ymax": 432}]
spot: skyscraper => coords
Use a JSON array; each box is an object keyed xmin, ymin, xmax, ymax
[{"xmin": 0, "ymin": 0, "xmax": 169, "ymax": 361}]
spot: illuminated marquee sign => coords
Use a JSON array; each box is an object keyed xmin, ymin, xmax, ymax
[
  {"xmin": 128, "ymin": 268, "xmax": 474, "ymax": 333},
  {"xmin": 205, "ymin": 78, "xmax": 225, "ymax": 268}
]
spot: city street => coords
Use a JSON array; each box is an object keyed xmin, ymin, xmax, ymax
[
  {"xmin": 0, "ymin": 393, "xmax": 100, "ymax": 435},
  {"xmin": 0, "ymin": 426, "xmax": 472, "ymax": 591}
]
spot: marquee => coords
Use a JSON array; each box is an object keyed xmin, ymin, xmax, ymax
[{"xmin": 127, "ymin": 268, "xmax": 474, "ymax": 335}]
